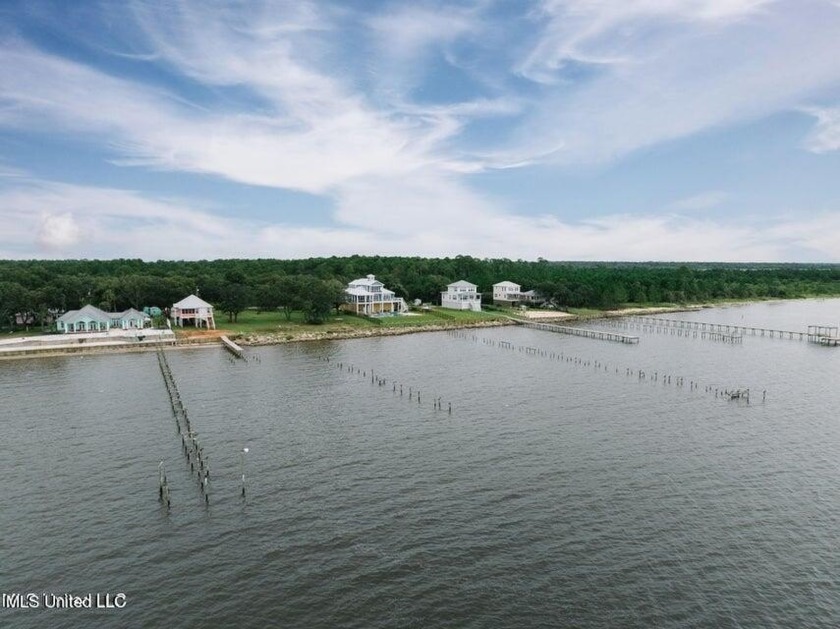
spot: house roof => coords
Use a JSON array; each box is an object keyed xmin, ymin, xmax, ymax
[
  {"xmin": 58, "ymin": 305, "xmax": 152, "ymax": 325},
  {"xmin": 348, "ymin": 276, "xmax": 384, "ymax": 288},
  {"xmin": 118, "ymin": 308, "xmax": 151, "ymax": 320},
  {"xmin": 173, "ymin": 294, "xmax": 213, "ymax": 310},
  {"xmin": 493, "ymin": 281, "xmax": 520, "ymax": 288},
  {"xmin": 447, "ymin": 280, "xmax": 478, "ymax": 289},
  {"xmin": 57, "ymin": 304, "xmax": 111, "ymax": 324},
  {"xmin": 346, "ymin": 286, "xmax": 395, "ymax": 297}
]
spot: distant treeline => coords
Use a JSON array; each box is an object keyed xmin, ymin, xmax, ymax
[{"xmin": 2, "ymin": 256, "xmax": 840, "ymax": 330}]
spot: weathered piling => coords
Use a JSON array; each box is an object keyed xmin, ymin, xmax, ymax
[
  {"xmin": 326, "ymin": 358, "xmax": 453, "ymax": 417},
  {"xmin": 240, "ymin": 447, "xmax": 249, "ymax": 498},
  {"xmin": 158, "ymin": 460, "xmax": 171, "ymax": 509},
  {"xmin": 157, "ymin": 347, "xmax": 213, "ymax": 504},
  {"xmin": 450, "ymin": 331, "xmax": 766, "ymax": 409}
]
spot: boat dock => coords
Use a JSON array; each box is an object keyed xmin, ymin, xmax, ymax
[{"xmin": 221, "ymin": 335, "xmax": 245, "ymax": 359}]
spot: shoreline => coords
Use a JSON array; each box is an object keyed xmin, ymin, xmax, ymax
[{"xmin": 0, "ymin": 302, "xmax": 761, "ymax": 361}]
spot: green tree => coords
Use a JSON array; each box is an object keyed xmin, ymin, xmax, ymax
[
  {"xmin": 300, "ymin": 279, "xmax": 336, "ymax": 324},
  {"xmin": 323, "ymin": 278, "xmax": 348, "ymax": 315},
  {"xmin": 277, "ymin": 276, "xmax": 307, "ymax": 321},
  {"xmin": 0, "ymin": 281, "xmax": 27, "ymax": 331},
  {"xmin": 219, "ymin": 270, "xmax": 250, "ymax": 323}
]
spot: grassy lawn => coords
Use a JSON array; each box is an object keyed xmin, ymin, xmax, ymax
[{"xmin": 209, "ymin": 307, "xmax": 508, "ymax": 338}]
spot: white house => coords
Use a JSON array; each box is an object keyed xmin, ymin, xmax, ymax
[
  {"xmin": 441, "ymin": 280, "xmax": 482, "ymax": 311},
  {"xmin": 344, "ymin": 275, "xmax": 408, "ymax": 315},
  {"xmin": 493, "ymin": 281, "xmax": 522, "ymax": 305},
  {"xmin": 519, "ymin": 289, "xmax": 544, "ymax": 305},
  {"xmin": 171, "ymin": 294, "xmax": 216, "ymax": 329},
  {"xmin": 56, "ymin": 305, "xmax": 151, "ymax": 333}
]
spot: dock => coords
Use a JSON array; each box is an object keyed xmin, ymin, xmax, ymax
[
  {"xmin": 808, "ymin": 325, "xmax": 840, "ymax": 347},
  {"xmin": 221, "ymin": 335, "xmax": 245, "ymax": 359},
  {"xmin": 623, "ymin": 316, "xmax": 801, "ymax": 340},
  {"xmin": 521, "ymin": 321, "xmax": 639, "ymax": 344}
]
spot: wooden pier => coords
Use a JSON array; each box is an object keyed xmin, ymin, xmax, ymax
[
  {"xmin": 221, "ymin": 335, "xmax": 245, "ymax": 359},
  {"xmin": 522, "ymin": 321, "xmax": 639, "ymax": 344},
  {"xmin": 621, "ymin": 316, "xmax": 801, "ymax": 341},
  {"xmin": 808, "ymin": 325, "xmax": 840, "ymax": 347}
]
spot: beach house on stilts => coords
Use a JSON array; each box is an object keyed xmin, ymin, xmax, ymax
[{"xmin": 171, "ymin": 295, "xmax": 216, "ymax": 329}]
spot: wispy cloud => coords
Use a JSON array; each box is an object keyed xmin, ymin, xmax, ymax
[
  {"xmin": 513, "ymin": 0, "xmax": 840, "ymax": 164},
  {"xmin": 517, "ymin": 0, "xmax": 776, "ymax": 84},
  {"xmin": 667, "ymin": 191, "xmax": 729, "ymax": 212},
  {"xmin": 802, "ymin": 106, "xmax": 840, "ymax": 153},
  {"xmin": 0, "ymin": 1, "xmax": 838, "ymax": 262},
  {"xmin": 1, "ymin": 177, "xmax": 837, "ymax": 262}
]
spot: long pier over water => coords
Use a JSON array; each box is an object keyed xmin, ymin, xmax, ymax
[
  {"xmin": 607, "ymin": 316, "xmax": 840, "ymax": 346},
  {"xmin": 622, "ymin": 316, "xmax": 805, "ymax": 340},
  {"xmin": 521, "ymin": 320, "xmax": 640, "ymax": 344}
]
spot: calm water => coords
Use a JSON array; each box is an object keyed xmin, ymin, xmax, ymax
[{"xmin": 2, "ymin": 299, "xmax": 840, "ymax": 628}]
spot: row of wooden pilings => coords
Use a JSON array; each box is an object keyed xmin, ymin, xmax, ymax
[
  {"xmin": 449, "ymin": 330, "xmax": 766, "ymax": 405},
  {"xmin": 320, "ymin": 356, "xmax": 453, "ymax": 415},
  {"xmin": 157, "ymin": 347, "xmax": 211, "ymax": 508}
]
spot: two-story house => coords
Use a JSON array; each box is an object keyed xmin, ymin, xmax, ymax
[
  {"xmin": 441, "ymin": 280, "xmax": 482, "ymax": 311},
  {"xmin": 344, "ymin": 275, "xmax": 407, "ymax": 315}
]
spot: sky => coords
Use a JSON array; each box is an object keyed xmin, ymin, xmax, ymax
[{"xmin": 1, "ymin": 0, "xmax": 839, "ymax": 262}]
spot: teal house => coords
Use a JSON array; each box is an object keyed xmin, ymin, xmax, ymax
[{"xmin": 56, "ymin": 305, "xmax": 151, "ymax": 333}]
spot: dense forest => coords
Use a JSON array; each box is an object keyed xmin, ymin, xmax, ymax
[{"xmin": 2, "ymin": 256, "xmax": 840, "ymax": 330}]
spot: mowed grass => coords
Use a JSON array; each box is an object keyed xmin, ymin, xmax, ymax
[{"xmin": 213, "ymin": 307, "xmax": 508, "ymax": 336}]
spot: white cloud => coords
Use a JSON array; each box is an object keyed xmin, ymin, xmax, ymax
[
  {"xmin": 762, "ymin": 211, "xmax": 840, "ymax": 259},
  {"xmin": 513, "ymin": 0, "xmax": 840, "ymax": 164},
  {"xmin": 802, "ymin": 106, "xmax": 840, "ymax": 153},
  {"xmin": 0, "ymin": 163, "xmax": 28, "ymax": 179},
  {"xmin": 37, "ymin": 212, "xmax": 81, "ymax": 250},
  {"xmin": 1, "ymin": 178, "xmax": 837, "ymax": 262},
  {"xmin": 667, "ymin": 191, "xmax": 728, "ymax": 211},
  {"xmin": 518, "ymin": 0, "xmax": 776, "ymax": 84},
  {"xmin": 0, "ymin": 42, "xmax": 432, "ymax": 193},
  {"xmin": 365, "ymin": 4, "xmax": 479, "ymax": 100},
  {"xmin": 0, "ymin": 1, "xmax": 839, "ymax": 264}
]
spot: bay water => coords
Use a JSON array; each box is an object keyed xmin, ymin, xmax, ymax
[{"xmin": 2, "ymin": 299, "xmax": 840, "ymax": 628}]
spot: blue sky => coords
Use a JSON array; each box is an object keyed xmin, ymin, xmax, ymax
[{"xmin": 1, "ymin": 0, "xmax": 839, "ymax": 261}]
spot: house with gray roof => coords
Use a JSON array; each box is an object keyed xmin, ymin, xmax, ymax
[
  {"xmin": 171, "ymin": 294, "xmax": 216, "ymax": 329},
  {"xmin": 343, "ymin": 275, "xmax": 407, "ymax": 315},
  {"xmin": 493, "ymin": 280, "xmax": 522, "ymax": 305},
  {"xmin": 441, "ymin": 280, "xmax": 482, "ymax": 312},
  {"xmin": 56, "ymin": 305, "xmax": 151, "ymax": 333}
]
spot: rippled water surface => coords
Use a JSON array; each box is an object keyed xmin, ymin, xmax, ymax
[{"xmin": 2, "ymin": 299, "xmax": 840, "ymax": 628}]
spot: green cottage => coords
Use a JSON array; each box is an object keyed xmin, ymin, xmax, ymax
[{"xmin": 56, "ymin": 305, "xmax": 151, "ymax": 333}]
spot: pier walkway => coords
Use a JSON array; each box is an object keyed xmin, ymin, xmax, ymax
[
  {"xmin": 605, "ymin": 316, "xmax": 839, "ymax": 347},
  {"xmin": 621, "ymin": 316, "xmax": 801, "ymax": 340},
  {"xmin": 221, "ymin": 335, "xmax": 245, "ymax": 359},
  {"xmin": 521, "ymin": 320, "xmax": 639, "ymax": 344}
]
